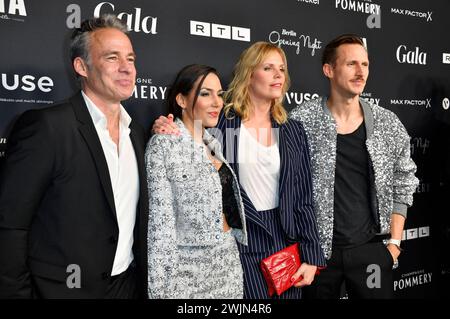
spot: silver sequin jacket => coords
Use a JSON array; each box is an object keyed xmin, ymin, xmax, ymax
[
  {"xmin": 289, "ymin": 97, "xmax": 419, "ymax": 259},
  {"xmin": 145, "ymin": 118, "xmax": 247, "ymax": 298}
]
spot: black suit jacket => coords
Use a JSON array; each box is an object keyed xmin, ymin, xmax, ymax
[{"xmin": 0, "ymin": 92, "xmax": 148, "ymax": 298}]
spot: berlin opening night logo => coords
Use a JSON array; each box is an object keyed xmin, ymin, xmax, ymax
[{"xmin": 268, "ymin": 29, "xmax": 322, "ymax": 56}]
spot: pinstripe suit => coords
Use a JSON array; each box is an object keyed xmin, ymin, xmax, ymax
[{"xmin": 209, "ymin": 111, "xmax": 326, "ymax": 299}]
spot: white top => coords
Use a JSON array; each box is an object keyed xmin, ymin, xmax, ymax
[
  {"xmin": 238, "ymin": 123, "xmax": 280, "ymax": 211},
  {"xmin": 82, "ymin": 91, "xmax": 139, "ymax": 276}
]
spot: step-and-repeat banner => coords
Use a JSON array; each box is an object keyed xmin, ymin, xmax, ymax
[{"xmin": 1, "ymin": 0, "xmax": 449, "ymax": 298}]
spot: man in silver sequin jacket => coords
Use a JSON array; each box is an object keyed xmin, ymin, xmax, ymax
[{"xmin": 288, "ymin": 34, "xmax": 419, "ymax": 299}]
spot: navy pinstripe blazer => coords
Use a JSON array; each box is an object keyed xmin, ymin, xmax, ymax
[{"xmin": 210, "ymin": 111, "xmax": 326, "ymax": 266}]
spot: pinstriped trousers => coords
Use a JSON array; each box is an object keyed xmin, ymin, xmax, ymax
[{"xmin": 236, "ymin": 208, "xmax": 302, "ymax": 299}]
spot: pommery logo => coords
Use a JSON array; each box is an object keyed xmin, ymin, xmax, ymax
[
  {"xmin": 334, "ymin": 0, "xmax": 382, "ymax": 29},
  {"xmin": 131, "ymin": 77, "xmax": 167, "ymax": 100},
  {"xmin": 269, "ymin": 29, "xmax": 322, "ymax": 56},
  {"xmin": 360, "ymin": 92, "xmax": 380, "ymax": 105},
  {"xmin": 394, "ymin": 269, "xmax": 432, "ymax": 291},
  {"xmin": 335, "ymin": 0, "xmax": 380, "ymax": 15},
  {"xmin": 0, "ymin": 0, "xmax": 27, "ymax": 22}
]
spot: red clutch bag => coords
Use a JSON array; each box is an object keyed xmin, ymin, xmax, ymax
[{"xmin": 260, "ymin": 243, "xmax": 323, "ymax": 297}]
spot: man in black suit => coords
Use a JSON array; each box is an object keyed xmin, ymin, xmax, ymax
[{"xmin": 0, "ymin": 14, "xmax": 148, "ymax": 298}]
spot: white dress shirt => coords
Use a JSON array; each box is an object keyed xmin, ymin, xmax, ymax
[{"xmin": 82, "ymin": 91, "xmax": 139, "ymax": 276}]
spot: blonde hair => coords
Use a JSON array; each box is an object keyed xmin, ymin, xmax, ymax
[{"xmin": 224, "ymin": 41, "xmax": 290, "ymax": 124}]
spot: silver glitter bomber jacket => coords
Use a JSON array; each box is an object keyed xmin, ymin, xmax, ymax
[{"xmin": 289, "ymin": 97, "xmax": 419, "ymax": 259}]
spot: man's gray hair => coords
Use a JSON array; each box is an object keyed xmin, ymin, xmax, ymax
[{"xmin": 70, "ymin": 14, "xmax": 129, "ymax": 69}]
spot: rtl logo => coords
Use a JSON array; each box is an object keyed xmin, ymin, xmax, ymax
[
  {"xmin": 402, "ymin": 226, "xmax": 430, "ymax": 240},
  {"xmin": 0, "ymin": 0, "xmax": 27, "ymax": 16},
  {"xmin": 396, "ymin": 45, "xmax": 427, "ymax": 65},
  {"xmin": 443, "ymin": 53, "xmax": 450, "ymax": 64},
  {"xmin": 190, "ymin": 20, "xmax": 250, "ymax": 42}
]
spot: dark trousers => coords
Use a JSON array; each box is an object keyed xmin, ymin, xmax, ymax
[
  {"xmin": 303, "ymin": 241, "xmax": 394, "ymax": 299},
  {"xmin": 104, "ymin": 264, "xmax": 139, "ymax": 299}
]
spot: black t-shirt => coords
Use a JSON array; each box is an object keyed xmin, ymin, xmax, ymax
[{"xmin": 333, "ymin": 121, "xmax": 377, "ymax": 248}]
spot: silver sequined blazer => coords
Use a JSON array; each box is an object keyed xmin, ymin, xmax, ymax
[
  {"xmin": 289, "ymin": 97, "xmax": 419, "ymax": 259},
  {"xmin": 145, "ymin": 118, "xmax": 247, "ymax": 298}
]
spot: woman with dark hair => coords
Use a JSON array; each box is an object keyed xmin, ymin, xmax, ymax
[{"xmin": 145, "ymin": 64, "xmax": 247, "ymax": 299}]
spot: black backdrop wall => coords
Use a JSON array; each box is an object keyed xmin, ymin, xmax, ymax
[{"xmin": 1, "ymin": 0, "xmax": 449, "ymax": 299}]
